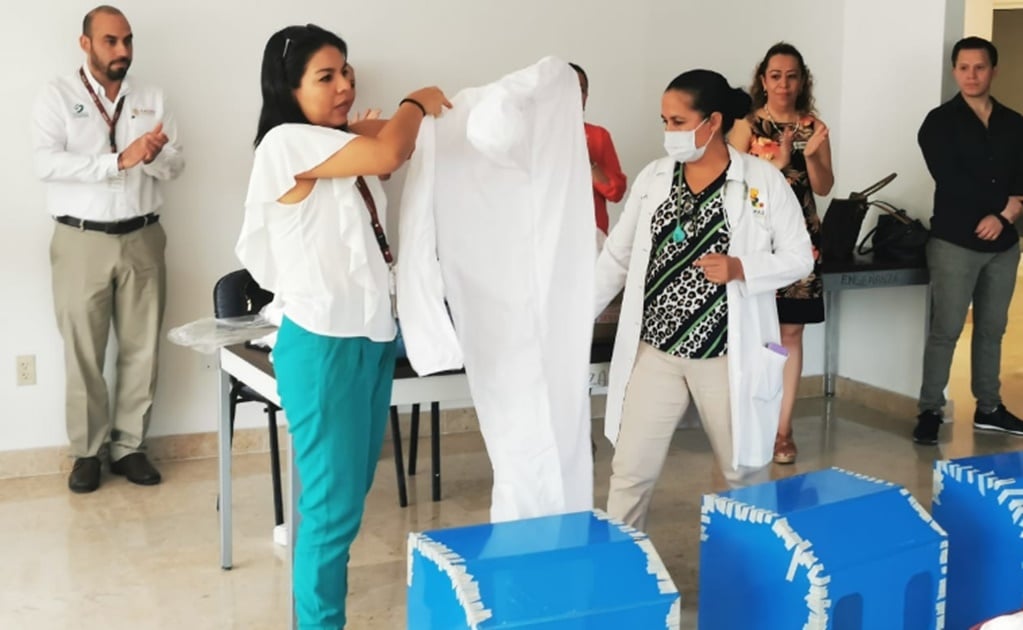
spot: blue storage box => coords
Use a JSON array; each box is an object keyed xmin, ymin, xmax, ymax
[
  {"xmin": 407, "ymin": 510, "xmax": 680, "ymax": 628},
  {"xmin": 700, "ymin": 467, "xmax": 947, "ymax": 629},
  {"xmin": 934, "ymin": 452, "xmax": 1023, "ymax": 629}
]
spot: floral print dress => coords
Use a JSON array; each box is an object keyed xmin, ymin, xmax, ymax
[{"xmin": 748, "ymin": 115, "xmax": 825, "ymax": 324}]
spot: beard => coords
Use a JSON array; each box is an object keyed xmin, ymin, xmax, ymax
[
  {"xmin": 91, "ymin": 52, "xmax": 130, "ymax": 81},
  {"xmin": 106, "ymin": 63, "xmax": 129, "ymax": 81}
]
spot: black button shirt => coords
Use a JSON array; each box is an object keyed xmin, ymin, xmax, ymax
[{"xmin": 918, "ymin": 93, "xmax": 1023, "ymax": 252}]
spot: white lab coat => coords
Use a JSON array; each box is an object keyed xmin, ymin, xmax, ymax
[
  {"xmin": 397, "ymin": 57, "xmax": 595, "ymax": 522},
  {"xmin": 595, "ymin": 147, "xmax": 813, "ymax": 469}
]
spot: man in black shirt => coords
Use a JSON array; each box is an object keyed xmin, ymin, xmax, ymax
[{"xmin": 913, "ymin": 37, "xmax": 1023, "ymax": 444}]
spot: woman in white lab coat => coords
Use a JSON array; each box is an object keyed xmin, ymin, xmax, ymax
[
  {"xmin": 236, "ymin": 24, "xmax": 449, "ymax": 629},
  {"xmin": 595, "ymin": 69, "xmax": 813, "ymax": 531}
]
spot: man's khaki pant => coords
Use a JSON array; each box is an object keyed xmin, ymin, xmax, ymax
[
  {"xmin": 607, "ymin": 342, "xmax": 770, "ymax": 531},
  {"xmin": 50, "ymin": 221, "xmax": 166, "ymax": 460}
]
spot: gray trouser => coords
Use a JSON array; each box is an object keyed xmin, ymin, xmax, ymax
[
  {"xmin": 50, "ymin": 222, "xmax": 167, "ymax": 459},
  {"xmin": 607, "ymin": 343, "xmax": 770, "ymax": 532},
  {"xmin": 919, "ymin": 237, "xmax": 1020, "ymax": 413}
]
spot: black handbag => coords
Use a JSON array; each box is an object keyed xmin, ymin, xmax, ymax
[
  {"xmin": 856, "ymin": 201, "xmax": 929, "ymax": 262},
  {"xmin": 820, "ymin": 173, "xmax": 897, "ymax": 261}
]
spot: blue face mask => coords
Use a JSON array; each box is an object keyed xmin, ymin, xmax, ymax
[{"xmin": 664, "ymin": 118, "xmax": 712, "ymax": 163}]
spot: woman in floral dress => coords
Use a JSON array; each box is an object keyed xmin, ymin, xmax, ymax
[{"xmin": 730, "ymin": 42, "xmax": 834, "ymax": 464}]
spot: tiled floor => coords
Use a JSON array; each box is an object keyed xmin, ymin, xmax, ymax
[
  {"xmin": 948, "ymin": 271, "xmax": 1023, "ymax": 424},
  {"xmin": 3, "ymin": 396, "xmax": 1023, "ymax": 630},
  {"xmin": 3, "ymin": 270, "xmax": 1021, "ymax": 629}
]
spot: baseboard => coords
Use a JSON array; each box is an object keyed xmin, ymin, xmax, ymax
[
  {"xmin": 797, "ymin": 375, "xmax": 825, "ymax": 399},
  {"xmin": 0, "ymin": 426, "xmax": 281, "ymax": 480},
  {"xmin": 832, "ymin": 376, "xmax": 918, "ymax": 419},
  {"xmin": 0, "ymin": 377, "xmax": 903, "ymax": 480},
  {"xmin": 0, "ymin": 408, "xmax": 482, "ymax": 480}
]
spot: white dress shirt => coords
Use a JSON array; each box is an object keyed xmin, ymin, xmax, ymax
[
  {"xmin": 31, "ymin": 66, "xmax": 185, "ymax": 221},
  {"xmin": 397, "ymin": 57, "xmax": 595, "ymax": 522},
  {"xmin": 237, "ymin": 124, "xmax": 395, "ymax": 342}
]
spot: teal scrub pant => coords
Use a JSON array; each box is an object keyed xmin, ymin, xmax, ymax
[{"xmin": 273, "ymin": 317, "xmax": 396, "ymax": 629}]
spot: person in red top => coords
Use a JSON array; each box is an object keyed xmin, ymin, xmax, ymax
[{"xmin": 571, "ymin": 63, "xmax": 627, "ymax": 241}]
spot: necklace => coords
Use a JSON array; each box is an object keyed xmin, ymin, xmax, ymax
[
  {"xmin": 672, "ymin": 164, "xmax": 696, "ymax": 243},
  {"xmin": 764, "ymin": 106, "xmax": 801, "ymax": 136}
]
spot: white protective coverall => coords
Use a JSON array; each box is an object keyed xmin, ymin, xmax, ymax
[{"xmin": 396, "ymin": 56, "xmax": 595, "ymax": 522}]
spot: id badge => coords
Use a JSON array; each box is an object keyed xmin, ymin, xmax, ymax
[
  {"xmin": 388, "ymin": 265, "xmax": 397, "ymax": 318},
  {"xmin": 106, "ymin": 171, "xmax": 126, "ymax": 192}
]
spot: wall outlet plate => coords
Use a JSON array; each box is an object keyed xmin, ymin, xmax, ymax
[{"xmin": 16, "ymin": 355, "xmax": 36, "ymax": 386}]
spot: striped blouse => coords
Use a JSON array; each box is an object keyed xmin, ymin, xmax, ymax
[{"xmin": 640, "ymin": 161, "xmax": 730, "ymax": 359}]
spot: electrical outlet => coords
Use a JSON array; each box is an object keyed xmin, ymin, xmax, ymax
[{"xmin": 16, "ymin": 355, "xmax": 36, "ymax": 386}]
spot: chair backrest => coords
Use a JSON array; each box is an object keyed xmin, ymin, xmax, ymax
[{"xmin": 213, "ymin": 269, "xmax": 275, "ymax": 318}]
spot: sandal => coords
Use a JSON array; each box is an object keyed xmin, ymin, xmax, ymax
[{"xmin": 773, "ymin": 433, "xmax": 797, "ymax": 465}]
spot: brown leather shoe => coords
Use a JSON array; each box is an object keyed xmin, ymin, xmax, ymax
[
  {"xmin": 773, "ymin": 433, "xmax": 797, "ymax": 465},
  {"xmin": 110, "ymin": 453, "xmax": 162, "ymax": 486},
  {"xmin": 68, "ymin": 457, "xmax": 101, "ymax": 493}
]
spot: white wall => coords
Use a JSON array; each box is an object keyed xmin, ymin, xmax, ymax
[
  {"xmin": 0, "ymin": 0, "xmax": 959, "ymax": 453},
  {"xmin": 825, "ymin": 0, "xmax": 965, "ymax": 399}
]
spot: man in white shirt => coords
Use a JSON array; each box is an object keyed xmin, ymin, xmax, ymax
[{"xmin": 32, "ymin": 5, "xmax": 184, "ymax": 493}]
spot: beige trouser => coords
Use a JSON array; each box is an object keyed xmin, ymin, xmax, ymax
[
  {"xmin": 50, "ymin": 221, "xmax": 167, "ymax": 460},
  {"xmin": 607, "ymin": 342, "xmax": 770, "ymax": 531}
]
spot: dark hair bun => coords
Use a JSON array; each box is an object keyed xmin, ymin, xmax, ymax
[
  {"xmin": 731, "ymin": 88, "xmax": 752, "ymax": 118},
  {"xmin": 665, "ymin": 69, "xmax": 750, "ymax": 134}
]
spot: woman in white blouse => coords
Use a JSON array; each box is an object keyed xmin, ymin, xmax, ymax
[
  {"xmin": 235, "ymin": 24, "xmax": 449, "ymax": 629},
  {"xmin": 595, "ymin": 70, "xmax": 813, "ymax": 531}
]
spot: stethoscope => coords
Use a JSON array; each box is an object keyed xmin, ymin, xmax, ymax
[{"xmin": 669, "ymin": 163, "xmax": 747, "ymax": 244}]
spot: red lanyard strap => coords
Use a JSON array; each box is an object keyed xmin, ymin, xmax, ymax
[
  {"xmin": 79, "ymin": 68, "xmax": 125, "ymax": 153},
  {"xmin": 354, "ymin": 176, "xmax": 393, "ymax": 265}
]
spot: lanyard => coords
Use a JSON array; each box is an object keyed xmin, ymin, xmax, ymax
[
  {"xmin": 79, "ymin": 68, "xmax": 125, "ymax": 153},
  {"xmin": 354, "ymin": 176, "xmax": 393, "ymax": 265}
]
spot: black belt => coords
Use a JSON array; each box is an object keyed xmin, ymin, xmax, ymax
[{"xmin": 55, "ymin": 213, "xmax": 159, "ymax": 235}]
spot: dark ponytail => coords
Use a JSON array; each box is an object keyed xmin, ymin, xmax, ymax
[
  {"xmin": 730, "ymin": 88, "xmax": 753, "ymax": 122},
  {"xmin": 665, "ymin": 70, "xmax": 751, "ymax": 133}
]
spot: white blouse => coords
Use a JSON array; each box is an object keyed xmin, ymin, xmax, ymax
[{"xmin": 236, "ymin": 124, "xmax": 395, "ymax": 341}]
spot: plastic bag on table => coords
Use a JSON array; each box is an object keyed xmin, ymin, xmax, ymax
[{"xmin": 167, "ymin": 315, "xmax": 278, "ymax": 354}]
